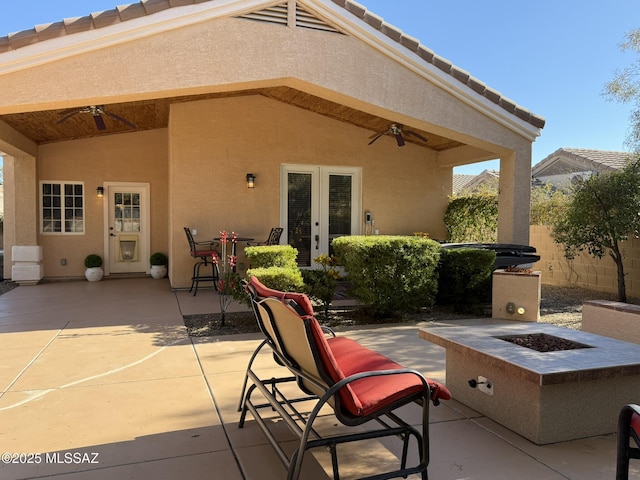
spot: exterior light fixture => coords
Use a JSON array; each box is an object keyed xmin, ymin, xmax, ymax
[
  {"xmin": 96, "ymin": 186, "xmax": 104, "ymax": 198},
  {"xmin": 246, "ymin": 173, "xmax": 256, "ymax": 189}
]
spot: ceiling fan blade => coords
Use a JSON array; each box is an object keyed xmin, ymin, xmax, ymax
[
  {"xmin": 395, "ymin": 133, "xmax": 405, "ymax": 147},
  {"xmin": 93, "ymin": 114, "xmax": 106, "ymax": 130},
  {"xmin": 57, "ymin": 111, "xmax": 80, "ymax": 124},
  {"xmin": 368, "ymin": 132, "xmax": 386, "ymax": 145},
  {"xmin": 404, "ymin": 130, "xmax": 428, "ymax": 143},
  {"xmin": 103, "ymin": 111, "xmax": 137, "ymax": 129}
]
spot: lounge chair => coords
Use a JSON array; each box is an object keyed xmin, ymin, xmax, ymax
[
  {"xmin": 238, "ymin": 276, "xmax": 450, "ymax": 480},
  {"xmin": 617, "ymin": 403, "xmax": 640, "ymax": 480}
]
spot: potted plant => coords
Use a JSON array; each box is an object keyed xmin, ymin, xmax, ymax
[
  {"xmin": 149, "ymin": 252, "xmax": 168, "ymax": 279},
  {"xmin": 84, "ymin": 254, "xmax": 104, "ymax": 282}
]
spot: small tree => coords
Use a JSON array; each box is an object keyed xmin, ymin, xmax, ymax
[
  {"xmin": 603, "ymin": 29, "xmax": 640, "ymax": 151},
  {"xmin": 551, "ymin": 159, "xmax": 640, "ymax": 302}
]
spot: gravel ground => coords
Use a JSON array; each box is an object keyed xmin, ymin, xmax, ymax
[{"xmin": 184, "ymin": 284, "xmax": 634, "ymax": 337}]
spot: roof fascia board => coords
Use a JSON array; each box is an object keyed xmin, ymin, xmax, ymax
[
  {"xmin": 0, "ymin": 0, "xmax": 282, "ymax": 76},
  {"xmin": 301, "ymin": 0, "xmax": 541, "ymax": 142}
]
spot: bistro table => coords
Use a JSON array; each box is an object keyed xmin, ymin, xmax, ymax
[{"xmin": 213, "ymin": 236, "xmax": 254, "ymax": 272}]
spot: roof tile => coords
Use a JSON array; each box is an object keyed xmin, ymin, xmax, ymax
[
  {"xmin": 381, "ymin": 22, "xmax": 402, "ymax": 42},
  {"xmin": 417, "ymin": 44, "xmax": 434, "ymax": 63},
  {"xmin": 91, "ymin": 10, "xmax": 123, "ymax": 29},
  {"xmin": 63, "ymin": 16, "xmax": 94, "ymax": 35},
  {"xmin": 498, "ymin": 97, "xmax": 516, "ymax": 113},
  {"xmin": 7, "ymin": 29, "xmax": 39, "ymax": 49},
  {"xmin": 432, "ymin": 54, "xmax": 452, "ymax": 74},
  {"xmin": 117, "ymin": 3, "xmax": 148, "ymax": 22},
  {"xmin": 142, "ymin": 0, "xmax": 172, "ymax": 16},
  {"xmin": 344, "ymin": 1, "xmax": 366, "ymax": 18},
  {"xmin": 363, "ymin": 11, "xmax": 383, "ymax": 29},
  {"xmin": 450, "ymin": 66, "xmax": 470, "ymax": 84},
  {"xmin": 399, "ymin": 34, "xmax": 419, "ymax": 52},
  {"xmin": 467, "ymin": 77, "xmax": 486, "ymax": 95},
  {"xmin": 169, "ymin": 0, "xmax": 195, "ymax": 6},
  {"xmin": 34, "ymin": 22, "xmax": 67, "ymax": 41},
  {"xmin": 483, "ymin": 87, "xmax": 501, "ymax": 103}
]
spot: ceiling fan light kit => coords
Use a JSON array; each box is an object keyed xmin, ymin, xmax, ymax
[
  {"xmin": 57, "ymin": 105, "xmax": 137, "ymax": 131},
  {"xmin": 368, "ymin": 123, "xmax": 427, "ymax": 147}
]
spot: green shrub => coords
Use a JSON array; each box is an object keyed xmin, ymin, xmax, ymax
[
  {"xmin": 332, "ymin": 235, "xmax": 441, "ymax": 317},
  {"xmin": 437, "ymin": 248, "xmax": 495, "ymax": 311},
  {"xmin": 84, "ymin": 254, "xmax": 103, "ymax": 268},
  {"xmin": 245, "ymin": 245, "xmax": 298, "ymax": 269},
  {"xmin": 149, "ymin": 252, "xmax": 168, "ymax": 265},
  {"xmin": 246, "ymin": 266, "xmax": 304, "ymax": 292},
  {"xmin": 302, "ymin": 254, "xmax": 340, "ymax": 319},
  {"xmin": 444, "ymin": 194, "xmax": 497, "ymax": 242}
]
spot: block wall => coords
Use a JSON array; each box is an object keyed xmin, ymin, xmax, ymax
[{"xmin": 530, "ymin": 225, "xmax": 640, "ymax": 298}]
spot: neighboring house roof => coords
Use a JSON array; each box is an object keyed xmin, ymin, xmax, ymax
[
  {"xmin": 0, "ymin": 0, "xmax": 545, "ymax": 132},
  {"xmin": 532, "ymin": 148, "xmax": 634, "ymax": 177},
  {"xmin": 452, "ymin": 174, "xmax": 475, "ymax": 194},
  {"xmin": 531, "ymin": 148, "xmax": 636, "ymax": 188},
  {"xmin": 458, "ymin": 169, "xmax": 499, "ymax": 193}
]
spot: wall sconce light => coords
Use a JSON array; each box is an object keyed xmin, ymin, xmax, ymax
[
  {"xmin": 246, "ymin": 173, "xmax": 256, "ymax": 189},
  {"xmin": 96, "ymin": 186, "xmax": 104, "ymax": 198}
]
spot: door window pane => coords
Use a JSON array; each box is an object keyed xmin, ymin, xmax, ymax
[
  {"xmin": 328, "ymin": 175, "xmax": 352, "ymax": 255},
  {"xmin": 288, "ymin": 173, "xmax": 312, "ymax": 267}
]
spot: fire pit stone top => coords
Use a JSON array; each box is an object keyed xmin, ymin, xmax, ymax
[{"xmin": 419, "ymin": 323, "xmax": 640, "ymax": 385}]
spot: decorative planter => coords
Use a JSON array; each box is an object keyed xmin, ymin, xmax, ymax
[
  {"xmin": 150, "ymin": 265, "xmax": 167, "ymax": 279},
  {"xmin": 491, "ymin": 269, "xmax": 541, "ymax": 322},
  {"xmin": 85, "ymin": 267, "xmax": 104, "ymax": 282}
]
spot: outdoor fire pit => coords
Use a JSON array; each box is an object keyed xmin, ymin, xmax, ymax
[
  {"xmin": 420, "ymin": 323, "xmax": 640, "ymax": 444},
  {"xmin": 496, "ymin": 333, "xmax": 593, "ymax": 352}
]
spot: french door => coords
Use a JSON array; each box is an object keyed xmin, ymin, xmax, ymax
[
  {"xmin": 281, "ymin": 165, "xmax": 361, "ymax": 267},
  {"xmin": 103, "ymin": 183, "xmax": 150, "ymax": 275}
]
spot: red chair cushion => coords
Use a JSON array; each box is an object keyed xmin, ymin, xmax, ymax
[
  {"xmin": 310, "ymin": 319, "xmax": 451, "ymax": 417},
  {"xmin": 248, "ymin": 276, "xmax": 315, "ymax": 316},
  {"xmin": 632, "ymin": 411, "xmax": 640, "ymax": 437},
  {"xmin": 249, "ymin": 276, "xmax": 451, "ymax": 417},
  {"xmin": 191, "ymin": 249, "xmax": 217, "ymax": 258}
]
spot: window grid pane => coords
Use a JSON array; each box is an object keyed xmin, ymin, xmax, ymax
[{"xmin": 41, "ymin": 182, "xmax": 84, "ymax": 234}]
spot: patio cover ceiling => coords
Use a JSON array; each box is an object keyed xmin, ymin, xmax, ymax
[{"xmin": 0, "ymin": 86, "xmax": 464, "ymax": 150}]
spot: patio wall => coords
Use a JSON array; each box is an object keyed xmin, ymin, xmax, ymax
[
  {"xmin": 167, "ymin": 95, "xmax": 451, "ymax": 288},
  {"xmin": 530, "ymin": 225, "xmax": 640, "ymax": 298}
]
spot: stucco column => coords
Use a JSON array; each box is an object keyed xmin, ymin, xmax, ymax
[
  {"xmin": 497, "ymin": 146, "xmax": 531, "ymax": 245},
  {"xmin": 3, "ymin": 154, "xmax": 38, "ymax": 279}
]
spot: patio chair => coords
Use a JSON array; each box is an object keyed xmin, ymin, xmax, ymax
[
  {"xmin": 616, "ymin": 404, "xmax": 640, "ymax": 480},
  {"xmin": 238, "ymin": 276, "xmax": 450, "ymax": 480},
  {"xmin": 246, "ymin": 227, "xmax": 283, "ymax": 246},
  {"xmin": 183, "ymin": 227, "xmax": 219, "ymax": 296}
]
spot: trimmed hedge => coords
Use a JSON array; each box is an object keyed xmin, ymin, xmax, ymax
[
  {"xmin": 245, "ymin": 245, "xmax": 298, "ymax": 269},
  {"xmin": 437, "ymin": 248, "xmax": 495, "ymax": 311},
  {"xmin": 332, "ymin": 235, "xmax": 441, "ymax": 316},
  {"xmin": 246, "ymin": 266, "xmax": 304, "ymax": 292}
]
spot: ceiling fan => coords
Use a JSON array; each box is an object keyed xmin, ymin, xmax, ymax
[
  {"xmin": 368, "ymin": 123, "xmax": 428, "ymax": 147},
  {"xmin": 57, "ymin": 105, "xmax": 136, "ymax": 131}
]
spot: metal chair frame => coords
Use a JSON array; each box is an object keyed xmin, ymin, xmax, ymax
[
  {"xmin": 237, "ymin": 285, "xmax": 444, "ymax": 480},
  {"xmin": 616, "ymin": 404, "xmax": 640, "ymax": 480},
  {"xmin": 183, "ymin": 227, "xmax": 219, "ymax": 296},
  {"xmin": 246, "ymin": 227, "xmax": 283, "ymax": 246}
]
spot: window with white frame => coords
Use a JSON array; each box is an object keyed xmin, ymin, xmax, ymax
[{"xmin": 41, "ymin": 182, "xmax": 84, "ymax": 234}]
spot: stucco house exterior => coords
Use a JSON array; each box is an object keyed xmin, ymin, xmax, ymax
[
  {"xmin": 0, "ymin": 0, "xmax": 544, "ymax": 288},
  {"xmin": 532, "ymin": 148, "xmax": 633, "ymax": 189}
]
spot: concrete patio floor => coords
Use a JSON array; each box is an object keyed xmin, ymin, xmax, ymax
[{"xmin": 0, "ymin": 277, "xmax": 631, "ymax": 479}]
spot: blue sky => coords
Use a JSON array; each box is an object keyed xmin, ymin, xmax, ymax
[{"xmin": 1, "ymin": 0, "xmax": 640, "ymax": 174}]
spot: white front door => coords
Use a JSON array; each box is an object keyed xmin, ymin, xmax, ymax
[
  {"xmin": 104, "ymin": 183, "xmax": 150, "ymax": 275},
  {"xmin": 281, "ymin": 165, "xmax": 361, "ymax": 267}
]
